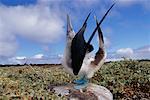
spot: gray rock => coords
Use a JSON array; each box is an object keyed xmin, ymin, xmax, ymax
[{"xmin": 50, "ymin": 83, "xmax": 113, "ymax": 100}]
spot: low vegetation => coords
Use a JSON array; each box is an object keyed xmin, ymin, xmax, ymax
[{"xmin": 0, "ymin": 60, "xmax": 150, "ymax": 100}]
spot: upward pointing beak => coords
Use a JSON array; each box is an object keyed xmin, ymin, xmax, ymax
[
  {"xmin": 86, "ymin": 3, "xmax": 115, "ymax": 49},
  {"xmin": 72, "ymin": 12, "xmax": 91, "ymax": 50},
  {"xmin": 76, "ymin": 12, "xmax": 91, "ymax": 37}
]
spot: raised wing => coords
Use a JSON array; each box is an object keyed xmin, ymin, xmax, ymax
[
  {"xmin": 67, "ymin": 14, "xmax": 75, "ymax": 40},
  {"xmin": 92, "ymin": 16, "xmax": 105, "ymax": 65}
]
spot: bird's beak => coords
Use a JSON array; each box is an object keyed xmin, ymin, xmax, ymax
[
  {"xmin": 76, "ymin": 12, "xmax": 91, "ymax": 37},
  {"xmin": 86, "ymin": 3, "xmax": 115, "ymax": 49}
]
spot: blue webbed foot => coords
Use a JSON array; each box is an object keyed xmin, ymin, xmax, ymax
[
  {"xmin": 73, "ymin": 76, "xmax": 89, "ymax": 90},
  {"xmin": 73, "ymin": 78, "xmax": 88, "ymax": 85},
  {"xmin": 74, "ymin": 81, "xmax": 88, "ymax": 90}
]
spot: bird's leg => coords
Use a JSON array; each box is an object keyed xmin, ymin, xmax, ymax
[{"xmin": 74, "ymin": 75, "xmax": 89, "ymax": 90}]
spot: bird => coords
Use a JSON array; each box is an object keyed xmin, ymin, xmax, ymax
[
  {"xmin": 62, "ymin": 12, "xmax": 91, "ymax": 76},
  {"xmin": 62, "ymin": 3, "xmax": 115, "ymax": 89}
]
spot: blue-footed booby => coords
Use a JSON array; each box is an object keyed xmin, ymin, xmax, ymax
[
  {"xmin": 62, "ymin": 3, "xmax": 115, "ymax": 89},
  {"xmin": 62, "ymin": 13, "xmax": 91, "ymax": 76}
]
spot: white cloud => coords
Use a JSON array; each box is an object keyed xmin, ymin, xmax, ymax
[
  {"xmin": 107, "ymin": 46, "xmax": 150, "ymax": 60},
  {"xmin": 10, "ymin": 54, "xmax": 61, "ymax": 64},
  {"xmin": 8, "ymin": 56, "xmax": 26, "ymax": 64},
  {"xmin": 16, "ymin": 56, "xmax": 26, "ymax": 60},
  {"xmin": 8, "ymin": 54, "xmax": 46, "ymax": 64},
  {"xmin": 32, "ymin": 54, "xmax": 44, "ymax": 59},
  {"xmin": 0, "ymin": 5, "xmax": 65, "ymax": 43},
  {"xmin": 0, "ymin": 4, "xmax": 65, "ymax": 58},
  {"xmin": 116, "ymin": 48, "xmax": 134, "ymax": 58}
]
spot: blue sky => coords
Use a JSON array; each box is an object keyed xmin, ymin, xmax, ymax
[{"xmin": 0, "ymin": 0, "xmax": 149, "ymax": 64}]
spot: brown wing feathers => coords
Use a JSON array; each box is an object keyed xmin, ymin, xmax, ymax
[{"xmin": 91, "ymin": 17, "xmax": 105, "ymax": 65}]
